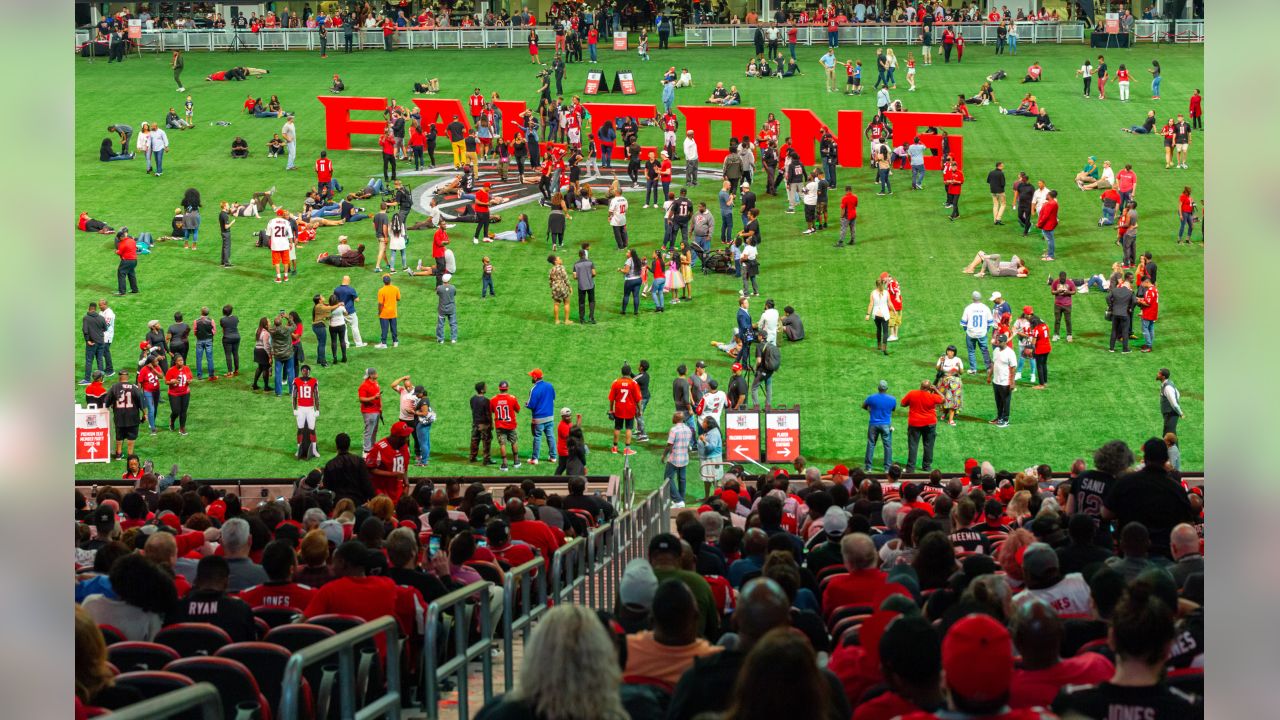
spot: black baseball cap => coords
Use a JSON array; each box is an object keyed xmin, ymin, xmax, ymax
[{"xmin": 648, "ymin": 532, "xmax": 681, "ymax": 557}]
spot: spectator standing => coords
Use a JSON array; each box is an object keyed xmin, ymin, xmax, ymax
[
  {"xmin": 491, "ymin": 380, "xmax": 523, "ymax": 471},
  {"xmin": 357, "ymin": 368, "xmax": 382, "ymax": 454},
  {"xmin": 1050, "ymin": 272, "xmax": 1076, "ymax": 342},
  {"xmin": 148, "ymin": 123, "xmax": 169, "ymax": 176},
  {"xmin": 1037, "ymin": 189, "xmax": 1059, "ymax": 260},
  {"xmin": 81, "ymin": 302, "xmax": 108, "ymax": 385},
  {"xmin": 113, "ymin": 229, "xmax": 139, "ymax": 295},
  {"xmin": 282, "ymin": 115, "xmax": 297, "ymax": 170},
  {"xmin": 375, "ymin": 274, "xmax": 401, "ymax": 348},
  {"xmin": 862, "ymin": 380, "xmax": 896, "ymax": 472},
  {"xmin": 163, "ymin": 354, "xmax": 193, "ymax": 434},
  {"xmin": 990, "ymin": 333, "xmax": 1017, "ymax": 427},
  {"xmin": 1137, "ymin": 278, "xmax": 1159, "ymax": 352},
  {"xmin": 900, "ymin": 381, "xmax": 944, "ymax": 473},
  {"xmin": 435, "ymin": 272, "xmax": 458, "ymax": 344},
  {"xmin": 526, "ymin": 368, "xmax": 557, "ymax": 464},
  {"xmin": 334, "ymin": 275, "xmax": 364, "ymax": 348},
  {"xmin": 663, "ymin": 412, "xmax": 694, "ymax": 508},
  {"xmin": 572, "ymin": 249, "xmax": 597, "ymax": 324},
  {"xmin": 1157, "ymin": 368, "xmax": 1184, "ymax": 434},
  {"xmin": 961, "ymin": 290, "xmax": 994, "ymax": 373},
  {"xmin": 987, "ymin": 162, "xmax": 1007, "ymax": 225}
]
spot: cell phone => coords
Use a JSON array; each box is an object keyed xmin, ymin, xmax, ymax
[
  {"xmin": 476, "ymin": 539, "xmax": 488, "ymax": 548},
  {"xmin": 428, "ymin": 536, "xmax": 441, "ymax": 556}
]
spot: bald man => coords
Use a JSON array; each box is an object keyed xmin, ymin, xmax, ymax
[
  {"xmin": 1010, "ymin": 598, "xmax": 1113, "ymax": 709},
  {"xmin": 1169, "ymin": 523, "xmax": 1204, "ymax": 588}
]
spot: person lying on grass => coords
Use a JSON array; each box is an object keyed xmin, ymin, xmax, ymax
[
  {"xmin": 963, "ymin": 251, "xmax": 1030, "ymax": 278},
  {"xmin": 77, "ymin": 212, "xmax": 114, "ymax": 234}
]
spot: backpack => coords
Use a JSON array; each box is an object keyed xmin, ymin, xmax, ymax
[
  {"xmin": 758, "ymin": 343, "xmax": 781, "ymax": 373},
  {"xmin": 256, "ymin": 229, "xmax": 269, "ymax": 247}
]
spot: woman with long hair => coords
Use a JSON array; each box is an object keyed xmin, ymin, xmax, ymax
[
  {"xmin": 722, "ymin": 628, "xmax": 830, "ymax": 720},
  {"xmin": 547, "ymin": 254, "xmax": 573, "ymax": 324},
  {"xmin": 252, "ymin": 316, "xmax": 271, "ymax": 391},
  {"xmin": 936, "ymin": 345, "xmax": 964, "ymax": 425},
  {"xmin": 865, "ymin": 276, "xmax": 891, "ymax": 355},
  {"xmin": 477, "ymin": 604, "xmax": 627, "ymax": 720},
  {"xmin": 326, "ymin": 294, "xmax": 347, "ymax": 363},
  {"xmin": 1148, "ymin": 59, "xmax": 1161, "ymax": 99},
  {"xmin": 80, "ymin": 554, "xmax": 177, "ymax": 641},
  {"xmin": 620, "ymin": 249, "xmax": 643, "ymax": 316},
  {"xmin": 649, "ymin": 248, "xmax": 667, "ymax": 312}
]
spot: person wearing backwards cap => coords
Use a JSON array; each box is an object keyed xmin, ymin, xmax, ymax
[
  {"xmin": 490, "ymin": 380, "xmax": 523, "ymax": 471},
  {"xmin": 898, "ymin": 613, "xmax": 1054, "ymax": 719},
  {"xmin": 525, "ymin": 368, "xmax": 557, "ymax": 465},
  {"xmin": 266, "ymin": 206, "xmax": 296, "ymax": 283},
  {"xmin": 365, "ymin": 421, "xmax": 411, "ymax": 503},
  {"xmin": 615, "ymin": 557, "xmax": 659, "ymax": 634}
]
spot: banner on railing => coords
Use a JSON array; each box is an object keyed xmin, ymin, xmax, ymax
[
  {"xmin": 764, "ymin": 406, "xmax": 801, "ymax": 463},
  {"xmin": 725, "ymin": 409, "xmax": 761, "ymax": 463}
]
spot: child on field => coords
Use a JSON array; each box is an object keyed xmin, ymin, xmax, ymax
[
  {"xmin": 184, "ymin": 95, "xmax": 195, "ymax": 125},
  {"xmin": 638, "ymin": 30, "xmax": 650, "ymax": 61},
  {"xmin": 481, "ymin": 256, "xmax": 495, "ymax": 297}
]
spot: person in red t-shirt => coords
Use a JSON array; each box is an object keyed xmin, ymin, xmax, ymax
[
  {"xmin": 502, "ymin": 498, "xmax": 560, "ymax": 570},
  {"xmin": 1176, "ymin": 186, "xmax": 1196, "ymax": 244},
  {"xmin": 164, "ymin": 354, "xmax": 193, "ymax": 435},
  {"xmin": 552, "ymin": 407, "xmax": 580, "ymax": 476},
  {"xmin": 292, "ymin": 364, "xmax": 320, "ymax": 460},
  {"xmin": 379, "ymin": 130, "xmax": 397, "ymax": 183},
  {"xmin": 1137, "ymin": 278, "xmax": 1159, "ymax": 352},
  {"xmin": 608, "ymin": 363, "xmax": 642, "ymax": 455},
  {"xmin": 306, "ymin": 540, "xmax": 424, "ymax": 657},
  {"xmin": 821, "ymin": 534, "xmax": 888, "ymax": 618},
  {"xmin": 472, "ymin": 182, "xmax": 491, "ymax": 242},
  {"xmin": 885, "ymin": 272, "xmax": 903, "ymax": 341},
  {"xmin": 899, "ymin": 381, "xmax": 944, "ymax": 473},
  {"xmin": 358, "ymin": 368, "xmax": 382, "ymax": 454},
  {"xmin": 114, "ymin": 231, "xmax": 138, "ymax": 294},
  {"xmin": 1030, "ymin": 314, "xmax": 1051, "ymax": 390},
  {"xmin": 1008, "ymin": 600, "xmax": 1113, "ymax": 710},
  {"xmin": 1037, "ymin": 189, "xmax": 1059, "ymax": 260},
  {"xmin": 366, "ymin": 421, "xmax": 411, "ymax": 503},
  {"xmin": 238, "ymin": 539, "xmax": 315, "ymax": 610},
  {"xmin": 487, "ymin": 520, "xmax": 538, "ymax": 569},
  {"xmin": 944, "ymin": 164, "xmax": 964, "ymax": 220},
  {"xmin": 853, "ymin": 614, "xmax": 945, "ymax": 720},
  {"xmin": 490, "ymin": 380, "xmax": 522, "ymax": 471},
  {"xmin": 838, "ymin": 186, "xmax": 858, "ymax": 247}
]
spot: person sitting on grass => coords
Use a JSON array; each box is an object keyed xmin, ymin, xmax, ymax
[
  {"xmin": 412, "ymin": 78, "xmax": 441, "ymax": 94},
  {"xmin": 963, "ymin": 251, "xmax": 1029, "ymax": 278},
  {"xmin": 78, "ymin": 212, "xmax": 114, "ymax": 234},
  {"xmin": 267, "ymin": 133, "xmax": 285, "ymax": 157},
  {"xmin": 998, "ymin": 94, "xmax": 1039, "ymax": 117},
  {"xmin": 165, "ymin": 107, "xmax": 192, "ymax": 130},
  {"xmin": 710, "ymin": 329, "xmax": 744, "ymax": 357},
  {"xmin": 746, "ymin": 58, "xmax": 760, "ymax": 77},
  {"xmin": 330, "ymin": 74, "xmax": 345, "ymax": 94},
  {"xmin": 964, "ymin": 81, "xmax": 996, "ymax": 105},
  {"xmin": 99, "ymin": 137, "xmax": 134, "ymax": 162},
  {"xmin": 1021, "ymin": 61, "xmax": 1043, "ymax": 83},
  {"xmin": 1122, "ymin": 110, "xmax": 1158, "ymax": 134},
  {"xmin": 706, "ymin": 82, "xmax": 729, "ymax": 104},
  {"xmin": 230, "ymin": 137, "xmax": 249, "ymax": 158},
  {"xmin": 953, "ymin": 95, "xmax": 975, "ymax": 122},
  {"xmin": 1033, "ymin": 107, "xmax": 1056, "ymax": 131}
]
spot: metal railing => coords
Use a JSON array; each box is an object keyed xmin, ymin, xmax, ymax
[
  {"xmin": 682, "ymin": 21, "xmax": 1088, "ymax": 46},
  {"xmin": 584, "ymin": 521, "xmax": 616, "ymax": 610},
  {"xmin": 278, "ymin": 615, "xmax": 403, "ymax": 720},
  {"xmin": 422, "ymin": 580, "xmax": 495, "ymax": 720},
  {"xmin": 501, "ymin": 557, "xmax": 548, "ymax": 692},
  {"xmin": 549, "ymin": 536, "xmax": 588, "ymax": 605},
  {"xmin": 77, "ymin": 26, "xmax": 586, "ymax": 52},
  {"xmin": 104, "ymin": 682, "xmax": 223, "ymax": 720}
]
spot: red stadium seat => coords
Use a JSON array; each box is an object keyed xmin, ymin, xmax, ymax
[
  {"xmin": 254, "ymin": 616, "xmax": 272, "ymax": 640},
  {"xmin": 1166, "ymin": 666, "xmax": 1204, "ymax": 697},
  {"xmin": 568, "ymin": 508, "xmax": 598, "ymax": 529},
  {"xmin": 97, "ymin": 624, "xmax": 127, "ymax": 645},
  {"xmin": 108, "ymin": 641, "xmax": 180, "ymax": 672},
  {"xmin": 155, "ymin": 623, "xmax": 234, "ymax": 657},
  {"xmin": 831, "ymin": 613, "xmax": 873, "ymax": 642},
  {"xmin": 1075, "ymin": 638, "xmax": 1110, "ymax": 656},
  {"xmin": 815, "ymin": 565, "xmax": 847, "ymax": 583},
  {"xmin": 263, "ymin": 624, "xmax": 339, "ymax": 720},
  {"xmin": 166, "ymin": 656, "xmax": 272, "ymax": 720},
  {"xmin": 623, "ymin": 674, "xmax": 676, "ymax": 694},
  {"xmin": 110, "ymin": 671, "xmax": 198, "ymax": 717},
  {"xmin": 253, "ymin": 606, "xmax": 304, "ymax": 629},
  {"xmin": 826, "ymin": 604, "xmax": 875, "ymax": 631},
  {"xmin": 305, "ymin": 614, "xmax": 364, "ymax": 634},
  {"xmin": 217, "ymin": 642, "xmax": 315, "ymax": 720},
  {"xmin": 293, "ymin": 615, "xmax": 380, "ymax": 709}
]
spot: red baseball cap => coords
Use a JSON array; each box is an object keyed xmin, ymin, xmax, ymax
[
  {"xmin": 964, "ymin": 458, "xmax": 979, "ymax": 474},
  {"xmin": 1022, "ymin": 305, "xmax": 1034, "ymax": 315},
  {"xmin": 528, "ymin": 368, "xmax": 543, "ymax": 379},
  {"xmin": 483, "ymin": 181, "xmax": 492, "ymax": 188},
  {"xmin": 391, "ymin": 421, "xmax": 413, "ymax": 437},
  {"xmin": 276, "ymin": 208, "xmax": 288, "ymax": 217},
  {"xmin": 829, "ymin": 464, "xmax": 850, "ymax": 476},
  {"xmin": 720, "ymin": 490, "xmax": 739, "ymax": 511},
  {"xmin": 879, "ymin": 271, "xmax": 890, "ymax": 279},
  {"xmin": 731, "ymin": 363, "xmax": 743, "ymax": 372},
  {"xmin": 206, "ymin": 499, "xmax": 226, "ymax": 521},
  {"xmin": 942, "ymin": 614, "xmax": 1014, "ymax": 703}
]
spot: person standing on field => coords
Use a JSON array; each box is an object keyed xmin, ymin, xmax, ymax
[
  {"xmin": 609, "ymin": 363, "xmax": 642, "ymax": 455},
  {"xmin": 526, "ymin": 368, "xmax": 556, "ymax": 464},
  {"xmin": 470, "ymin": 381, "xmax": 494, "ymax": 465},
  {"xmin": 836, "ymin": 185, "xmax": 857, "ymax": 248},
  {"xmin": 490, "ymin": 380, "xmax": 523, "ymax": 471},
  {"xmin": 1050, "ymin": 272, "xmax": 1076, "ymax": 342},
  {"xmin": 293, "ymin": 364, "xmax": 320, "ymax": 459},
  {"xmin": 1157, "ymin": 368, "xmax": 1184, "ymax": 434},
  {"xmin": 218, "ymin": 201, "xmax": 234, "ymax": 267},
  {"xmin": 172, "ymin": 49, "xmax": 185, "ymax": 91},
  {"xmin": 900, "ymin": 380, "xmax": 944, "ymax": 473},
  {"xmin": 165, "ymin": 353, "xmax": 193, "ymax": 435},
  {"xmin": 334, "ymin": 275, "xmax": 364, "ymax": 348},
  {"xmin": 282, "ymin": 115, "xmax": 297, "ymax": 171},
  {"xmin": 266, "ymin": 208, "xmax": 294, "ymax": 283},
  {"xmin": 987, "ymin": 161, "xmax": 1006, "ymax": 225},
  {"xmin": 358, "ymin": 368, "xmax": 382, "ymax": 454},
  {"xmin": 989, "ymin": 334, "xmax": 1017, "ymax": 427},
  {"xmin": 375, "ymin": 274, "xmax": 401, "ymax": 348},
  {"xmin": 105, "ymin": 368, "xmax": 145, "ymax": 459},
  {"xmin": 961, "ymin": 290, "xmax": 994, "ymax": 373},
  {"xmin": 862, "ymin": 379, "xmax": 896, "ymax": 472}
]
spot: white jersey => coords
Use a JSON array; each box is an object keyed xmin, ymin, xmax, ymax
[
  {"xmin": 961, "ymin": 302, "xmax": 994, "ymax": 338},
  {"xmin": 697, "ymin": 390, "xmax": 728, "ymax": 422},
  {"xmin": 267, "ymin": 218, "xmax": 294, "ymax": 251}
]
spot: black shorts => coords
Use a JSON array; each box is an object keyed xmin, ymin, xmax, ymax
[
  {"xmin": 118, "ymin": 424, "xmax": 139, "ymax": 440},
  {"xmin": 804, "ymin": 204, "xmax": 816, "ymax": 222},
  {"xmin": 613, "ymin": 416, "xmax": 635, "ymax": 431}
]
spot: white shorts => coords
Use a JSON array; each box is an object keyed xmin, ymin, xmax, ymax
[
  {"xmin": 664, "ymin": 130, "xmax": 676, "ymax": 146},
  {"xmin": 568, "ymin": 127, "xmax": 581, "ymax": 144},
  {"xmin": 295, "ymin": 406, "xmax": 317, "ymax": 428},
  {"xmin": 1175, "ymin": 143, "xmax": 1188, "ymax": 152},
  {"xmin": 907, "ymin": 67, "xmax": 916, "ymax": 76}
]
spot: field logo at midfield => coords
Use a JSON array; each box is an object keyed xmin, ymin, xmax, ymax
[{"xmin": 318, "ymin": 96, "xmax": 966, "ymax": 171}]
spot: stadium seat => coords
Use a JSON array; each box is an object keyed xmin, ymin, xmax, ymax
[
  {"xmin": 253, "ymin": 606, "xmax": 304, "ymax": 629},
  {"xmin": 217, "ymin": 642, "xmax": 315, "ymax": 720},
  {"xmin": 306, "ymin": 614, "xmax": 364, "ymax": 634},
  {"xmin": 1166, "ymin": 666, "xmax": 1204, "ymax": 697},
  {"xmin": 815, "ymin": 564, "xmax": 847, "ymax": 583},
  {"xmin": 110, "ymin": 671, "xmax": 199, "ymax": 718},
  {"xmin": 466, "ymin": 560, "xmax": 504, "ymax": 585},
  {"xmin": 155, "ymin": 623, "xmax": 234, "ymax": 657},
  {"xmin": 254, "ymin": 616, "xmax": 272, "ymax": 639},
  {"xmin": 105, "ymin": 661, "xmax": 119, "ymax": 676},
  {"xmin": 97, "ymin": 624, "xmax": 127, "ymax": 645},
  {"xmin": 831, "ymin": 613, "xmax": 873, "ymax": 642},
  {"xmin": 108, "ymin": 641, "xmax": 180, "ymax": 672},
  {"xmin": 568, "ymin": 508, "xmax": 598, "ymax": 530},
  {"xmin": 623, "ymin": 674, "xmax": 676, "ymax": 694},
  {"xmin": 262, "ymin": 624, "xmax": 339, "ymax": 720},
  {"xmin": 1075, "ymin": 638, "xmax": 1110, "ymax": 656},
  {"xmin": 826, "ymin": 604, "xmax": 875, "ymax": 630},
  {"xmin": 166, "ymin": 656, "xmax": 272, "ymax": 720},
  {"xmin": 293, "ymin": 615, "xmax": 380, "ymax": 708}
]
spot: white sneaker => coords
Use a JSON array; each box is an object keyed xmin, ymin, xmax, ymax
[
  {"xmin": 1015, "ymin": 372, "xmax": 1023, "ymax": 381},
  {"xmin": 888, "ymin": 335, "xmax": 898, "ymax": 342},
  {"xmin": 1052, "ymin": 335, "xmax": 1060, "ymax": 341},
  {"xmin": 473, "ymin": 238, "xmax": 479, "ymax": 244},
  {"xmin": 354, "ymin": 342, "xmax": 368, "ymax": 347},
  {"xmin": 1066, "ymin": 335, "xmax": 1073, "ymax": 342},
  {"xmin": 374, "ymin": 343, "xmax": 387, "ymax": 349},
  {"xmin": 393, "ymin": 341, "xmax": 399, "ymax": 347},
  {"xmin": 177, "ymin": 87, "xmax": 185, "ymax": 92},
  {"xmin": 671, "ymin": 501, "xmax": 686, "ymax": 508}
]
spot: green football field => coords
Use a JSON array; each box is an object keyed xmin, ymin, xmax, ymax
[{"xmin": 73, "ymin": 41, "xmax": 1204, "ymax": 487}]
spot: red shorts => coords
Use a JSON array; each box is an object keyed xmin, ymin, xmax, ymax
[
  {"xmin": 271, "ymin": 250, "xmax": 290, "ymax": 265},
  {"xmin": 209, "ymin": 71, "xmax": 226, "ymax": 81}
]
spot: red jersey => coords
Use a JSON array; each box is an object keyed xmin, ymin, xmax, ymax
[
  {"xmin": 294, "ymin": 377, "xmax": 318, "ymax": 407},
  {"xmin": 1116, "ymin": 68, "xmax": 1130, "ymax": 82},
  {"xmin": 491, "ymin": 541, "xmax": 537, "ymax": 569},
  {"xmin": 840, "ymin": 192, "xmax": 858, "ymax": 220},
  {"xmin": 469, "ymin": 94, "xmax": 484, "ymax": 117},
  {"xmin": 943, "ymin": 29, "xmax": 955, "ymax": 44},
  {"xmin": 1033, "ymin": 323, "xmax": 1051, "ymax": 354},
  {"xmin": 165, "ymin": 366, "xmax": 192, "ymax": 396},
  {"xmin": 1101, "ymin": 188, "xmax": 1121, "ymax": 207},
  {"xmin": 379, "ymin": 135, "xmax": 396, "ymax": 155},
  {"xmin": 432, "ymin": 227, "xmax": 448, "ymax": 258},
  {"xmin": 1140, "ymin": 286, "xmax": 1160, "ymax": 321},
  {"xmin": 956, "ymin": 35, "xmax": 965, "ymax": 50},
  {"xmin": 787, "ymin": 27, "xmax": 798, "ymax": 43},
  {"xmin": 296, "ymin": 225, "xmax": 316, "ymax": 244},
  {"xmin": 409, "ymin": 127, "xmax": 425, "ymax": 147},
  {"xmin": 139, "ymin": 365, "xmax": 161, "ymax": 393},
  {"xmin": 366, "ymin": 438, "xmax": 409, "ymax": 501},
  {"xmin": 1037, "ymin": 199, "xmax": 1059, "ymax": 231},
  {"xmin": 239, "ymin": 581, "xmax": 315, "ymax": 610},
  {"xmin": 315, "ymin": 158, "xmax": 333, "ymax": 183},
  {"xmin": 944, "ymin": 168, "xmax": 964, "ymax": 195},
  {"xmin": 587, "ymin": 28, "xmax": 598, "ymax": 44},
  {"xmin": 1179, "ymin": 192, "xmax": 1194, "ymax": 213},
  {"xmin": 304, "ymin": 575, "xmax": 424, "ymax": 654},
  {"xmin": 381, "ymin": 20, "xmax": 395, "ymax": 36},
  {"xmin": 78, "ymin": 213, "xmax": 90, "ymax": 231},
  {"xmin": 1189, "ymin": 94, "xmax": 1202, "ymax": 116},
  {"xmin": 490, "ymin": 393, "xmax": 521, "ymax": 430},
  {"xmin": 243, "ymin": 97, "xmax": 256, "ymax": 112},
  {"xmin": 827, "ymin": 18, "xmax": 838, "ymax": 33},
  {"xmin": 474, "ymin": 188, "xmax": 490, "ymax": 213},
  {"xmin": 608, "ymin": 377, "xmax": 641, "ymax": 419},
  {"xmin": 868, "ymin": 123, "xmax": 884, "ymax": 142},
  {"xmin": 887, "ymin": 278, "xmax": 903, "ymax": 311},
  {"xmin": 658, "ymin": 159, "xmax": 672, "ymax": 182},
  {"xmin": 358, "ymin": 378, "xmax": 381, "ymax": 413},
  {"xmin": 662, "ymin": 114, "xmax": 678, "ymax": 132},
  {"xmin": 556, "ymin": 419, "xmax": 572, "ymax": 456}
]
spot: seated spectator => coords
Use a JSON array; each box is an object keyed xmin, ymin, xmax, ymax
[
  {"xmin": 721, "ymin": 627, "xmax": 848, "ymax": 720},
  {"xmin": 76, "ymin": 606, "xmax": 144, "ymax": 710},
  {"xmin": 1021, "ymin": 61, "xmax": 1043, "ymax": 83},
  {"xmin": 872, "ymin": 501, "xmax": 904, "ymax": 548},
  {"xmin": 1102, "ymin": 438, "xmax": 1197, "ymax": 558},
  {"xmin": 1009, "ymin": 599, "xmax": 1114, "ymax": 708},
  {"xmin": 757, "ymin": 495, "xmax": 804, "ymax": 556},
  {"xmin": 1061, "ymin": 565, "xmax": 1126, "ymax": 657},
  {"xmin": 267, "ymin": 133, "xmax": 285, "ymax": 157},
  {"xmin": 99, "ymin": 137, "xmax": 134, "ymax": 162},
  {"xmin": 680, "ymin": 520, "xmax": 727, "ymax": 577},
  {"xmin": 805, "ymin": 507, "xmax": 848, "ymax": 572},
  {"xmin": 963, "ymin": 251, "xmax": 1029, "ymax": 277},
  {"xmin": 562, "ymin": 475, "xmax": 618, "ymax": 523},
  {"xmin": 615, "ymin": 557, "xmax": 658, "ymax": 635},
  {"xmin": 486, "ymin": 519, "xmax": 537, "ymax": 570},
  {"xmin": 781, "ymin": 305, "xmax": 805, "ymax": 341},
  {"xmin": 293, "ymin": 528, "xmax": 334, "ymax": 587},
  {"xmin": 1055, "ymin": 513, "xmax": 1114, "ymax": 576},
  {"xmin": 821, "ymin": 533, "xmax": 887, "ymax": 617},
  {"xmin": 898, "ymin": 614, "xmax": 1040, "ymax": 720},
  {"xmin": 624, "ymin": 581, "xmax": 723, "ymax": 685},
  {"xmin": 76, "ymin": 540, "xmax": 129, "ymax": 603},
  {"xmin": 143, "ymin": 529, "xmax": 192, "ymax": 597},
  {"xmin": 998, "ymin": 94, "xmax": 1038, "ymax": 117},
  {"xmin": 384, "ymin": 526, "xmax": 451, "ymax": 603},
  {"xmin": 230, "ymin": 137, "xmax": 249, "ymax": 158},
  {"xmin": 762, "ymin": 551, "xmax": 828, "ymax": 652},
  {"xmin": 1014, "ymin": 542, "xmax": 1092, "ymax": 616},
  {"xmin": 505, "ymin": 498, "xmax": 562, "ymax": 570},
  {"xmin": 1033, "ymin": 108, "xmax": 1056, "ymax": 131},
  {"xmin": 1123, "ymin": 110, "xmax": 1158, "ymax": 134},
  {"xmin": 706, "ymin": 82, "xmax": 729, "ymax": 103},
  {"xmin": 81, "ymin": 553, "xmax": 177, "ymax": 641},
  {"xmin": 305, "ymin": 540, "xmax": 424, "ymax": 649},
  {"xmin": 948, "ymin": 499, "xmax": 994, "ymax": 554},
  {"xmin": 913, "ymin": 533, "xmax": 959, "ymax": 592},
  {"xmin": 238, "ymin": 539, "xmax": 316, "ymax": 610},
  {"xmin": 167, "ymin": 555, "xmax": 256, "ymax": 642},
  {"xmin": 1169, "ymin": 523, "xmax": 1204, "ymax": 588},
  {"xmin": 852, "ymin": 614, "xmax": 944, "ymax": 720},
  {"xmin": 1052, "ymin": 584, "xmax": 1202, "ymax": 717},
  {"xmin": 648, "ymin": 533, "xmax": 718, "ymax": 639},
  {"xmin": 218, "ymin": 517, "xmax": 269, "ymax": 591},
  {"xmin": 728, "ymin": 527, "xmax": 768, "ymax": 587},
  {"xmin": 1104, "ymin": 522, "xmax": 1172, "ymax": 583}
]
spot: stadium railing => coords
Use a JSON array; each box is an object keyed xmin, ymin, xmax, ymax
[
  {"xmin": 682, "ymin": 21, "xmax": 1088, "ymax": 46},
  {"xmin": 550, "ymin": 536, "xmax": 588, "ymax": 605},
  {"xmin": 104, "ymin": 682, "xmax": 224, "ymax": 720},
  {"xmin": 500, "ymin": 557, "xmax": 548, "ymax": 693},
  {"xmin": 421, "ymin": 580, "xmax": 494, "ymax": 720},
  {"xmin": 278, "ymin": 614, "xmax": 403, "ymax": 720}
]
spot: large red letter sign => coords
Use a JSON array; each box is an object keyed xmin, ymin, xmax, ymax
[
  {"xmin": 780, "ymin": 109, "xmax": 864, "ymax": 168},
  {"xmin": 678, "ymin": 105, "xmax": 756, "ymax": 164},
  {"xmin": 582, "ymin": 102, "xmax": 657, "ymax": 160},
  {"xmin": 318, "ymin": 95, "xmax": 391, "ymax": 150},
  {"xmin": 886, "ymin": 111, "xmax": 965, "ymax": 171}
]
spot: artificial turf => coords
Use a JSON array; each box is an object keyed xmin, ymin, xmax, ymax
[{"xmin": 73, "ymin": 41, "xmax": 1204, "ymax": 487}]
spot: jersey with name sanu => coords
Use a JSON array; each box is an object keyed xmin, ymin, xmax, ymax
[
  {"xmin": 294, "ymin": 377, "xmax": 318, "ymax": 407},
  {"xmin": 105, "ymin": 382, "xmax": 146, "ymax": 427}
]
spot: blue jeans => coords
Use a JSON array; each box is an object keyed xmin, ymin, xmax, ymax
[
  {"xmin": 789, "ymin": 41, "xmax": 796, "ymax": 59},
  {"xmin": 1017, "ymin": 352, "xmax": 1037, "ymax": 378},
  {"xmin": 195, "ymin": 339, "xmax": 215, "ymax": 378},
  {"xmin": 273, "ymin": 357, "xmax": 295, "ymax": 396},
  {"xmin": 530, "ymin": 419, "xmax": 557, "ymax": 461},
  {"xmin": 665, "ymin": 463, "xmax": 688, "ymax": 503},
  {"xmin": 83, "ymin": 343, "xmax": 104, "ymax": 382},
  {"xmin": 966, "ymin": 335, "xmax": 991, "ymax": 372},
  {"xmin": 312, "ymin": 322, "xmax": 327, "ymax": 365},
  {"xmin": 911, "ymin": 164, "xmax": 925, "ymax": 188},
  {"xmin": 652, "ymin": 277, "xmax": 666, "ymax": 309},
  {"xmin": 482, "ymin": 274, "xmax": 495, "ymax": 297},
  {"xmin": 828, "ymin": 30, "xmax": 838, "ymax": 47},
  {"xmin": 380, "ymin": 317, "xmax": 397, "ymax": 344},
  {"xmin": 153, "ymin": 149, "xmax": 164, "ymax": 174},
  {"xmin": 720, "ymin": 212, "xmax": 733, "ymax": 242},
  {"xmin": 1142, "ymin": 318, "xmax": 1156, "ymax": 348},
  {"xmin": 1178, "ymin": 211, "xmax": 1194, "ymax": 238},
  {"xmin": 1042, "ymin": 229, "xmax": 1055, "ymax": 259},
  {"xmin": 1101, "ymin": 205, "xmax": 1116, "ymax": 225},
  {"xmin": 1008, "ymin": 35, "xmax": 1017, "ymax": 54},
  {"xmin": 886, "ymin": 67, "xmax": 896, "ymax": 86},
  {"xmin": 142, "ymin": 390, "xmax": 157, "ymax": 432},
  {"xmin": 589, "ymin": 44, "xmax": 597, "ymax": 61},
  {"xmin": 864, "ymin": 424, "xmax": 892, "ymax": 471},
  {"xmin": 1152, "ymin": 76, "xmax": 1161, "ymax": 96},
  {"xmin": 622, "ymin": 278, "xmax": 642, "ymax": 314},
  {"xmin": 388, "ymin": 248, "xmax": 407, "ymax": 269},
  {"xmin": 415, "ymin": 422, "xmax": 432, "ymax": 464},
  {"xmin": 435, "ymin": 312, "xmax": 457, "ymax": 342}
]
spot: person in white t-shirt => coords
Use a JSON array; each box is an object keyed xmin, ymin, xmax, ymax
[
  {"xmin": 266, "ymin": 208, "xmax": 295, "ymax": 283},
  {"xmin": 696, "ymin": 379, "xmax": 727, "ymax": 427},
  {"xmin": 801, "ymin": 176, "xmax": 820, "ymax": 234},
  {"xmin": 608, "ymin": 189, "xmax": 629, "ymax": 250},
  {"xmin": 1013, "ymin": 543, "xmax": 1093, "ymax": 615},
  {"xmin": 1031, "ymin": 179, "xmax": 1051, "ymax": 215},
  {"xmin": 682, "ymin": 130, "xmax": 700, "ymax": 187},
  {"xmin": 960, "ymin": 290, "xmax": 994, "ymax": 373},
  {"xmin": 757, "ymin": 298, "xmax": 780, "ymax": 344},
  {"xmin": 990, "ymin": 333, "xmax": 1018, "ymax": 427}
]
